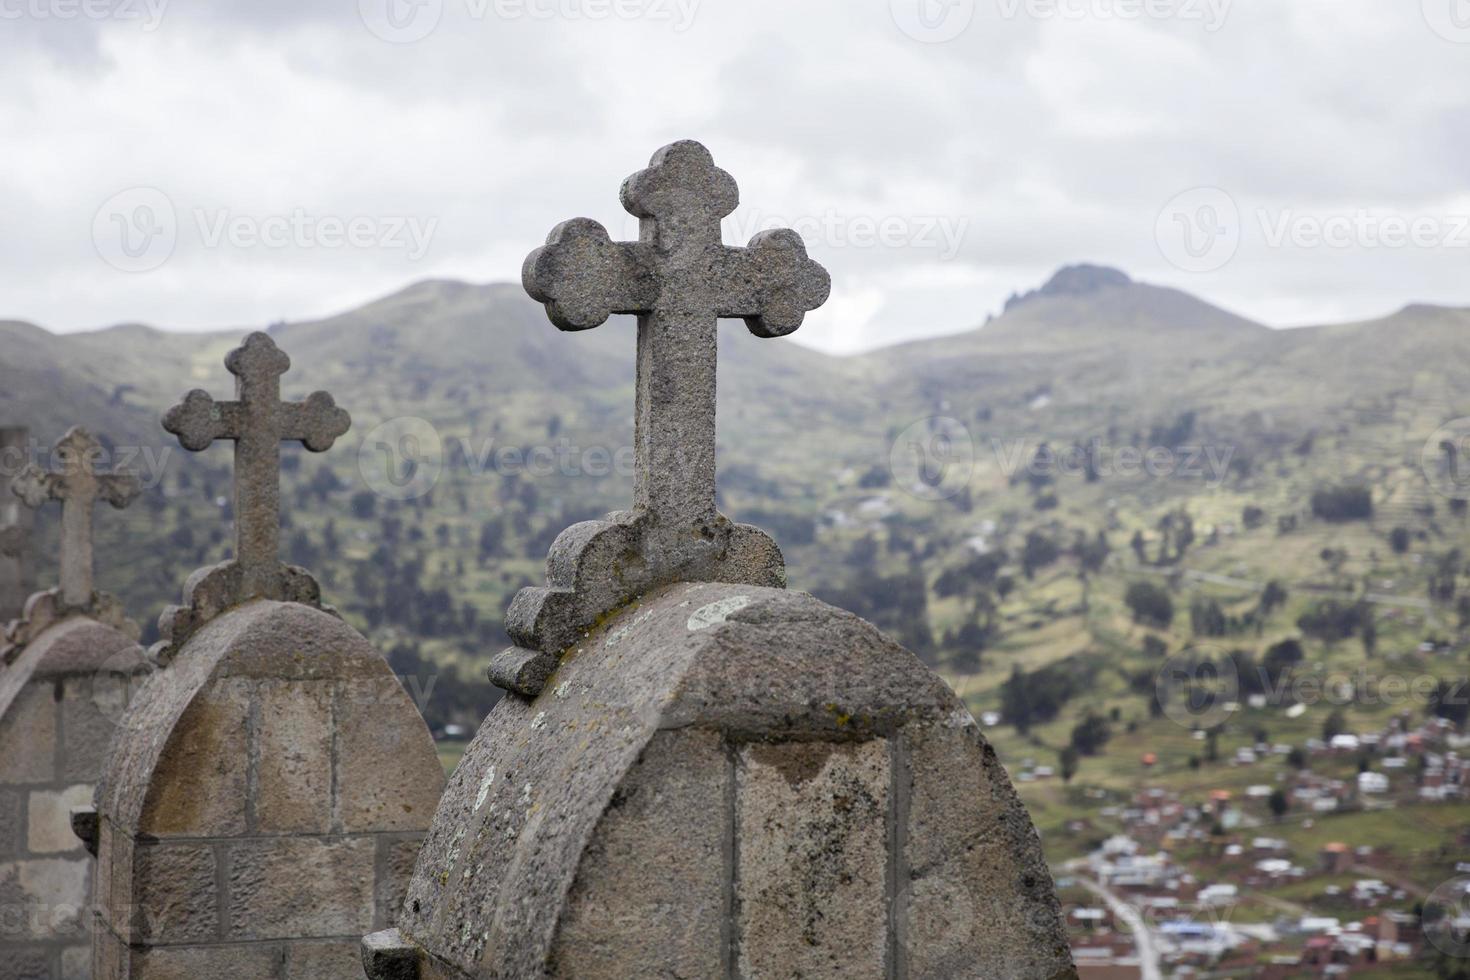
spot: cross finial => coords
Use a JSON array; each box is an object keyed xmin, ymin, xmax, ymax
[
  {"xmin": 155, "ymin": 332, "xmax": 350, "ymax": 658},
  {"xmin": 9, "ymin": 427, "xmax": 140, "ymax": 610},
  {"xmin": 493, "ymin": 140, "xmax": 830, "ymax": 696}
]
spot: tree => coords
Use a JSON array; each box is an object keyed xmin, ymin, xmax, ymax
[
  {"xmin": 1190, "ymin": 597, "xmax": 1228, "ymax": 637},
  {"xmin": 350, "ymin": 490, "xmax": 377, "ymax": 520},
  {"xmin": 1323, "ymin": 708, "xmax": 1348, "ymax": 742},
  {"xmin": 1389, "ymin": 526, "xmax": 1412, "ymax": 554},
  {"xmin": 1070, "ymin": 711, "xmax": 1112, "ymax": 757},
  {"xmin": 1021, "ymin": 531, "xmax": 1060, "ymax": 579},
  {"xmin": 1268, "ymin": 788, "xmax": 1289, "ymax": 819},
  {"xmin": 1242, "ymin": 505, "xmax": 1267, "ymax": 530},
  {"xmin": 1001, "ymin": 665, "xmax": 1032, "ymax": 734},
  {"xmin": 1259, "ymin": 580, "xmax": 1289, "ymax": 616},
  {"xmin": 1059, "ymin": 746, "xmax": 1080, "ymax": 784},
  {"xmin": 1126, "ymin": 581, "xmax": 1175, "ymax": 628},
  {"xmin": 1311, "ymin": 484, "xmax": 1373, "ymax": 522},
  {"xmin": 1287, "ymin": 746, "xmax": 1308, "ymax": 769}
]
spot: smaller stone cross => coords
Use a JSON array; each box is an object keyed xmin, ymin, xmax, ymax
[
  {"xmin": 156, "ymin": 332, "xmax": 350, "ymax": 656},
  {"xmin": 11, "ymin": 427, "xmax": 140, "ymax": 610},
  {"xmin": 493, "ymin": 140, "xmax": 830, "ymax": 696}
]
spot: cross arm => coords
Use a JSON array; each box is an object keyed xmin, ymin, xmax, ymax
[
  {"xmin": 278, "ymin": 392, "xmax": 352, "ymax": 452},
  {"xmin": 718, "ymin": 229, "xmax": 832, "ymax": 338},
  {"xmin": 523, "ymin": 218, "xmax": 658, "ymax": 331},
  {"xmin": 163, "ymin": 390, "xmax": 246, "ymax": 451},
  {"xmin": 11, "ymin": 465, "xmax": 61, "ymax": 510},
  {"xmin": 97, "ymin": 473, "xmax": 142, "ymax": 509}
]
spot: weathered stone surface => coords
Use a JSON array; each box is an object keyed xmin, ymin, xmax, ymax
[
  {"xmin": 154, "ymin": 332, "xmax": 351, "ymax": 660},
  {"xmin": 133, "ymin": 843, "xmax": 219, "ymax": 943},
  {"xmin": 94, "ymin": 600, "xmax": 444, "ymax": 980},
  {"xmin": 255, "ymin": 679, "xmax": 333, "ymax": 833},
  {"xmin": 284, "ymin": 941, "xmax": 362, "ymax": 980},
  {"xmin": 553, "ymin": 728, "xmax": 727, "ymax": 979},
  {"xmin": 735, "ymin": 739, "xmax": 890, "ymax": 978},
  {"xmin": 0, "ymin": 683, "xmax": 55, "ymax": 783},
  {"xmin": 0, "ymin": 857, "xmax": 89, "ymax": 940},
  {"xmin": 8, "ymin": 427, "xmax": 139, "ymax": 613},
  {"xmin": 376, "ymin": 836, "xmax": 426, "ymax": 934},
  {"xmin": 379, "ymin": 582, "xmax": 1075, "ymax": 979},
  {"xmin": 126, "ymin": 944, "xmax": 283, "ymax": 980},
  {"xmin": 0, "ymin": 425, "xmax": 32, "ymax": 623},
  {"xmin": 228, "ymin": 836, "xmax": 377, "ymax": 940},
  {"xmin": 335, "ymin": 679, "xmax": 445, "ymax": 833},
  {"xmin": 503, "ymin": 141, "xmax": 830, "ymax": 692},
  {"xmin": 26, "ymin": 784, "xmax": 91, "ymax": 854}
]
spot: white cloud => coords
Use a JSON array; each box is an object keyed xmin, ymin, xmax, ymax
[{"xmin": 1, "ymin": 0, "xmax": 1468, "ymax": 350}]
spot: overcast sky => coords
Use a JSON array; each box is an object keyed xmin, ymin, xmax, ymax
[{"xmin": 3, "ymin": 0, "xmax": 1468, "ymax": 354}]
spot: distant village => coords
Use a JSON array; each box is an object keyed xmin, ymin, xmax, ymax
[{"xmin": 1038, "ymin": 711, "xmax": 1470, "ymax": 978}]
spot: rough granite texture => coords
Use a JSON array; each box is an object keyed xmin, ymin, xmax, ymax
[
  {"xmin": 372, "ymin": 583, "xmax": 1076, "ymax": 980},
  {"xmin": 153, "ymin": 332, "xmax": 351, "ymax": 661},
  {"xmin": 91, "ymin": 600, "xmax": 444, "ymax": 980},
  {"xmin": 494, "ymin": 141, "xmax": 832, "ymax": 695},
  {"xmin": 0, "ymin": 616, "xmax": 149, "ymax": 980},
  {"xmin": 0, "ymin": 424, "xmax": 32, "ymax": 622},
  {"xmin": 9, "ymin": 428, "xmax": 140, "ymax": 611}
]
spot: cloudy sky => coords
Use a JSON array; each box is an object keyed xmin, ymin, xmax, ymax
[{"xmin": 3, "ymin": 0, "xmax": 1468, "ymax": 353}]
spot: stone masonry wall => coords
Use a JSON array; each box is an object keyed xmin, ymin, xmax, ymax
[
  {"xmin": 92, "ymin": 600, "xmax": 444, "ymax": 980},
  {"xmin": 0, "ymin": 617, "xmax": 146, "ymax": 980}
]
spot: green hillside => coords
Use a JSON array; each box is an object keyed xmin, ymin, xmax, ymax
[{"xmin": 3, "ymin": 266, "xmax": 1467, "ymax": 797}]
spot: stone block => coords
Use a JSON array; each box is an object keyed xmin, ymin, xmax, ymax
[
  {"xmin": 138, "ymin": 682, "xmax": 249, "ymax": 837},
  {"xmin": 60, "ymin": 674, "xmax": 129, "ymax": 783},
  {"xmin": 0, "ymin": 684, "xmax": 57, "ymax": 784},
  {"xmin": 133, "ymin": 842, "xmax": 219, "ymax": 944},
  {"xmin": 375, "ymin": 835, "xmax": 425, "ymax": 931},
  {"xmin": 333, "ymin": 678, "xmax": 443, "ymax": 833},
  {"xmin": 0, "ymin": 787, "xmax": 23, "ymax": 859},
  {"xmin": 131, "ymin": 943, "xmax": 284, "ymax": 980},
  {"xmin": 227, "ymin": 836, "xmax": 376, "ymax": 941},
  {"xmin": 61, "ymin": 944, "xmax": 90, "ymax": 980},
  {"xmin": 554, "ymin": 729, "xmax": 727, "ymax": 978},
  {"xmin": 0, "ymin": 857, "xmax": 89, "ymax": 942},
  {"xmin": 255, "ymin": 679, "xmax": 333, "ymax": 833},
  {"xmin": 735, "ymin": 738, "xmax": 890, "ymax": 979},
  {"xmin": 284, "ymin": 940, "xmax": 362, "ymax": 980},
  {"xmin": 26, "ymin": 784, "xmax": 92, "ymax": 854},
  {"xmin": 0, "ymin": 947, "xmax": 51, "ymax": 980}
]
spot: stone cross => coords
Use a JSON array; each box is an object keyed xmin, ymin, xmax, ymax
[
  {"xmin": 525, "ymin": 140, "xmax": 830, "ymax": 530},
  {"xmin": 494, "ymin": 141, "xmax": 829, "ymax": 696},
  {"xmin": 10, "ymin": 427, "xmax": 140, "ymax": 609},
  {"xmin": 163, "ymin": 332, "xmax": 351, "ymax": 598}
]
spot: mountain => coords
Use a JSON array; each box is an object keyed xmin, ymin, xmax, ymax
[{"xmin": 2, "ymin": 269, "xmax": 1467, "ymax": 756}]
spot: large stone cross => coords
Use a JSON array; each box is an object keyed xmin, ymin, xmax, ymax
[
  {"xmin": 11, "ymin": 427, "xmax": 140, "ymax": 609},
  {"xmin": 494, "ymin": 140, "xmax": 830, "ymax": 696},
  {"xmin": 156, "ymin": 332, "xmax": 350, "ymax": 656}
]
